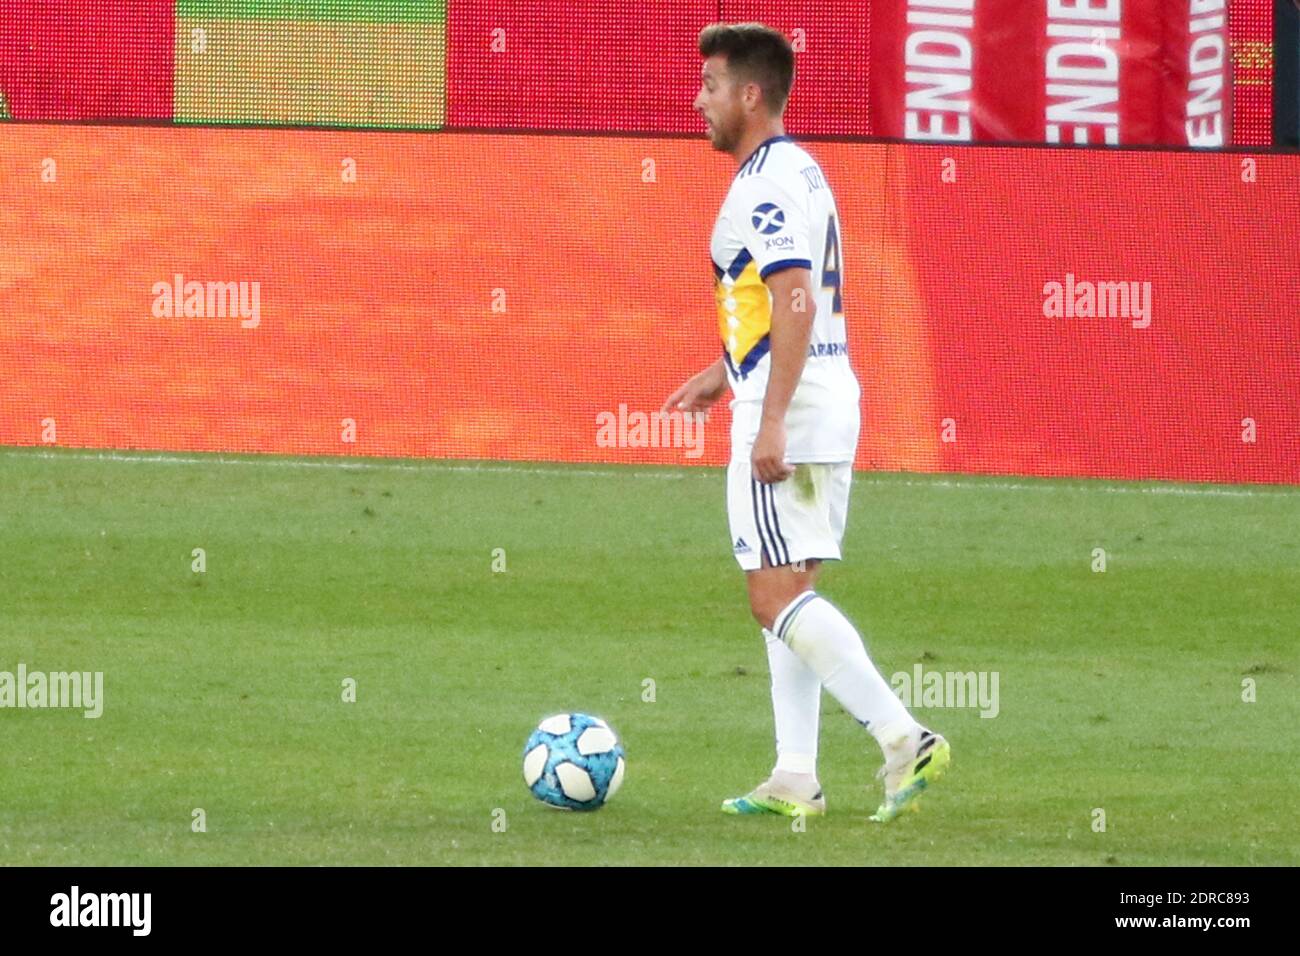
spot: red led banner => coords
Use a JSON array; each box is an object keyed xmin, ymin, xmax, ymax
[
  {"xmin": 1, "ymin": 126, "xmax": 1295, "ymax": 484},
  {"xmin": 0, "ymin": 1, "xmax": 1278, "ymax": 144},
  {"xmin": 869, "ymin": 0, "xmax": 1236, "ymax": 147}
]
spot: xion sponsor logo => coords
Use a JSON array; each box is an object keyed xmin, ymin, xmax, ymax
[
  {"xmin": 50, "ymin": 886, "xmax": 151, "ymax": 936},
  {"xmin": 1185, "ymin": 0, "xmax": 1229, "ymax": 147},
  {"xmin": 152, "ymin": 273, "xmax": 261, "ymax": 328},
  {"xmin": 1045, "ymin": 0, "xmax": 1122, "ymax": 146},
  {"xmin": 596, "ymin": 404, "xmax": 704, "ymax": 459},
  {"xmin": 1043, "ymin": 273, "xmax": 1152, "ymax": 329},
  {"xmin": 0, "ymin": 664, "xmax": 103, "ymax": 718},
  {"xmin": 751, "ymin": 203, "xmax": 786, "ymax": 234},
  {"xmin": 903, "ymin": 0, "xmax": 974, "ymax": 142}
]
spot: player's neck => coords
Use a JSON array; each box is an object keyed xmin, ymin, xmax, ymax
[{"xmin": 732, "ymin": 122, "xmax": 787, "ymax": 166}]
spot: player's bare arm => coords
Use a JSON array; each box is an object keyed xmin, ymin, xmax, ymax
[
  {"xmin": 751, "ymin": 266, "xmax": 815, "ymax": 484},
  {"xmin": 662, "ymin": 356, "xmax": 729, "ymax": 416}
]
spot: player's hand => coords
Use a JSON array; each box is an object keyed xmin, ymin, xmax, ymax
[
  {"xmin": 752, "ymin": 421, "xmax": 795, "ymax": 483},
  {"xmin": 661, "ymin": 362, "xmax": 728, "ymax": 417}
]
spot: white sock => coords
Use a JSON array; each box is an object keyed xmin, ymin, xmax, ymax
[
  {"xmin": 762, "ymin": 628, "xmax": 820, "ymax": 776},
  {"xmin": 774, "ymin": 592, "xmax": 916, "ymax": 750}
]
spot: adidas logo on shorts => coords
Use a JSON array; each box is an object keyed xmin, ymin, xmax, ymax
[{"xmin": 733, "ymin": 537, "xmax": 753, "ymax": 555}]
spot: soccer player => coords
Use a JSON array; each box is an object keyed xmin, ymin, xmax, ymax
[{"xmin": 663, "ymin": 23, "xmax": 950, "ymax": 823}]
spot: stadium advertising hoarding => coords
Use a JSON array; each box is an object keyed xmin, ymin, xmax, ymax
[
  {"xmin": 1, "ymin": 126, "xmax": 1295, "ymax": 484},
  {"xmin": 0, "ymin": 0, "xmax": 1276, "ymax": 144},
  {"xmin": 870, "ymin": 0, "xmax": 1241, "ymax": 146}
]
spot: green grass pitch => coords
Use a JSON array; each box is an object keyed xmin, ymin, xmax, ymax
[{"xmin": 1, "ymin": 447, "xmax": 1296, "ymax": 866}]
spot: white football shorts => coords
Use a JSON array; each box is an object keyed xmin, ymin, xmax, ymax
[{"xmin": 727, "ymin": 459, "xmax": 853, "ymax": 571}]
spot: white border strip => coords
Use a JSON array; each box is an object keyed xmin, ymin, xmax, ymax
[{"xmin": 2, "ymin": 448, "xmax": 1297, "ymax": 498}]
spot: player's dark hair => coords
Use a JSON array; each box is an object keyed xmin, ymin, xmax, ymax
[{"xmin": 698, "ymin": 23, "xmax": 795, "ymax": 115}]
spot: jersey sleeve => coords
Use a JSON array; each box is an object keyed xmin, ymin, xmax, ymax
[{"xmin": 733, "ymin": 174, "xmax": 814, "ymax": 281}]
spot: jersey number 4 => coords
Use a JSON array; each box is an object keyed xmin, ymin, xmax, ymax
[{"xmin": 822, "ymin": 214, "xmax": 843, "ymax": 316}]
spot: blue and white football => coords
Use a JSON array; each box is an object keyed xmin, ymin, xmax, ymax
[{"xmin": 522, "ymin": 713, "xmax": 626, "ymax": 811}]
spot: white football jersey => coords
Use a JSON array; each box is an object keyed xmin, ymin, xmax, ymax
[{"xmin": 709, "ymin": 135, "xmax": 861, "ymax": 463}]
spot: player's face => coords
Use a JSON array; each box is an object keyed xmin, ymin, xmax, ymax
[{"xmin": 694, "ymin": 56, "xmax": 745, "ymax": 153}]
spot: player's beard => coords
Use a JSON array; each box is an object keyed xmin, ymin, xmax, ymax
[{"xmin": 708, "ymin": 113, "xmax": 743, "ymax": 153}]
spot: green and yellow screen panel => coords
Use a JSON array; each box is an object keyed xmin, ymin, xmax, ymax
[{"xmin": 174, "ymin": 0, "xmax": 446, "ymax": 128}]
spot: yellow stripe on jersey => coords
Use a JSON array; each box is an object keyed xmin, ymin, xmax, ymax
[{"xmin": 715, "ymin": 257, "xmax": 771, "ymax": 371}]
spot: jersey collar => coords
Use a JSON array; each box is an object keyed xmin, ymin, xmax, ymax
[{"xmin": 734, "ymin": 134, "xmax": 792, "ymax": 179}]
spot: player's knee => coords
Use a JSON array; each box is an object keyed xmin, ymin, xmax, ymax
[
  {"xmin": 747, "ymin": 584, "xmax": 795, "ymax": 632},
  {"xmin": 747, "ymin": 596, "xmax": 778, "ymax": 632},
  {"xmin": 748, "ymin": 564, "xmax": 820, "ymax": 631}
]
